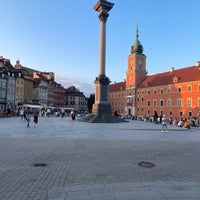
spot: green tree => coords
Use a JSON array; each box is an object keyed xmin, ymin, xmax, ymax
[{"xmin": 87, "ymin": 93, "xmax": 95, "ymax": 113}]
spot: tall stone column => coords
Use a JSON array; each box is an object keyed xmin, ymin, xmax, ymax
[
  {"xmin": 92, "ymin": 0, "xmax": 114, "ymax": 116},
  {"xmin": 80, "ymin": 0, "xmax": 124, "ymax": 122}
]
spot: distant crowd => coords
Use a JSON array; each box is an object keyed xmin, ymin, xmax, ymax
[{"xmin": 116, "ymin": 110, "xmax": 199, "ymax": 129}]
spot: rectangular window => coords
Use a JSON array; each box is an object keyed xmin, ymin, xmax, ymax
[
  {"xmin": 154, "ymin": 89, "xmax": 156, "ymax": 94},
  {"xmin": 160, "ymin": 89, "xmax": 163, "ymax": 94},
  {"xmin": 167, "ymin": 99, "xmax": 172, "ymax": 106},
  {"xmin": 148, "ymin": 90, "xmax": 150, "ymax": 94},
  {"xmin": 177, "ymin": 99, "xmax": 182, "ymax": 106},
  {"xmin": 160, "ymin": 100, "xmax": 164, "ymax": 106},
  {"xmin": 2, "ymin": 82, "xmax": 6, "ymax": 88},
  {"xmin": 188, "ymin": 85, "xmax": 192, "ymax": 91},
  {"xmin": 178, "ymin": 87, "xmax": 181, "ymax": 92},
  {"xmin": 187, "ymin": 98, "xmax": 192, "ymax": 107},
  {"xmin": 153, "ymin": 100, "xmax": 157, "ymax": 106},
  {"xmin": 147, "ymin": 100, "xmax": 150, "ymax": 106},
  {"xmin": 198, "ymin": 98, "xmax": 200, "ymax": 106}
]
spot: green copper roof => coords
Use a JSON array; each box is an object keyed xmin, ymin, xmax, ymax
[{"xmin": 131, "ymin": 22, "xmax": 143, "ymax": 54}]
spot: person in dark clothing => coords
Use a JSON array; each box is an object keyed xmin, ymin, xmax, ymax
[
  {"xmin": 33, "ymin": 110, "xmax": 39, "ymax": 128},
  {"xmin": 153, "ymin": 111, "xmax": 158, "ymax": 123}
]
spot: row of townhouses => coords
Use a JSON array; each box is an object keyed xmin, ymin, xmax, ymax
[
  {"xmin": 0, "ymin": 56, "xmax": 88, "ymax": 114},
  {"xmin": 109, "ymin": 26, "xmax": 200, "ymax": 120}
]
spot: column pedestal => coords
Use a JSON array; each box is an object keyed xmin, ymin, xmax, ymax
[{"xmin": 79, "ymin": 0, "xmax": 126, "ymax": 123}]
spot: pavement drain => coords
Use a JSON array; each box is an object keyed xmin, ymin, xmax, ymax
[
  {"xmin": 138, "ymin": 161, "xmax": 155, "ymax": 168},
  {"xmin": 33, "ymin": 163, "xmax": 47, "ymax": 167}
]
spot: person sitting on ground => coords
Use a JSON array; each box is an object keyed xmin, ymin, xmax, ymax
[{"xmin": 184, "ymin": 118, "xmax": 191, "ymax": 129}]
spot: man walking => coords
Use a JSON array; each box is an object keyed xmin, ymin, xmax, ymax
[{"xmin": 161, "ymin": 115, "xmax": 168, "ymax": 132}]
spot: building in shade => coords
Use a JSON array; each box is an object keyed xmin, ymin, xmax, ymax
[
  {"xmin": 65, "ymin": 86, "xmax": 88, "ymax": 112},
  {"xmin": 109, "ymin": 25, "xmax": 200, "ymax": 120}
]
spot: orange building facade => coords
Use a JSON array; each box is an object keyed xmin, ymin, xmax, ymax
[
  {"xmin": 137, "ymin": 65, "xmax": 200, "ymax": 120},
  {"xmin": 109, "ymin": 25, "xmax": 200, "ymax": 121},
  {"xmin": 109, "ymin": 81, "xmax": 126, "ymax": 115}
]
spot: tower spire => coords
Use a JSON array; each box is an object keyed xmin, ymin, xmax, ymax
[
  {"xmin": 131, "ymin": 21, "xmax": 143, "ymax": 55},
  {"xmin": 136, "ymin": 20, "xmax": 139, "ymax": 40}
]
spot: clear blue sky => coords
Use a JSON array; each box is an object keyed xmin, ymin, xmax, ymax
[{"xmin": 1, "ymin": 0, "xmax": 200, "ymax": 90}]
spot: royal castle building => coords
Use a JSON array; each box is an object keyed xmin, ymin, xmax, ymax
[{"xmin": 109, "ymin": 25, "xmax": 200, "ymax": 120}]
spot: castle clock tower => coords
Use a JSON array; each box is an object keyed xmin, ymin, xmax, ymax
[{"xmin": 125, "ymin": 23, "xmax": 147, "ymax": 116}]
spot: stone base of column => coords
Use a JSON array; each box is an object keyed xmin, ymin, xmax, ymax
[
  {"xmin": 78, "ymin": 113, "xmax": 127, "ymax": 123},
  {"xmin": 92, "ymin": 101, "xmax": 111, "ymax": 115}
]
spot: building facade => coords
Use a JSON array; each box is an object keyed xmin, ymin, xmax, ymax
[
  {"xmin": 109, "ymin": 81, "xmax": 126, "ymax": 115},
  {"xmin": 32, "ymin": 72, "xmax": 48, "ymax": 106},
  {"xmin": 0, "ymin": 56, "xmax": 88, "ymax": 115},
  {"xmin": 65, "ymin": 86, "xmax": 88, "ymax": 112},
  {"xmin": 109, "ymin": 25, "xmax": 200, "ymax": 120},
  {"xmin": 137, "ymin": 63, "xmax": 200, "ymax": 119}
]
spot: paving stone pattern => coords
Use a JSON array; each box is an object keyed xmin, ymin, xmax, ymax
[{"xmin": 0, "ymin": 116, "xmax": 200, "ymax": 199}]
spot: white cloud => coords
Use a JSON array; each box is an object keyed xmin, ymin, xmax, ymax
[{"xmin": 55, "ymin": 74, "xmax": 95, "ymax": 97}]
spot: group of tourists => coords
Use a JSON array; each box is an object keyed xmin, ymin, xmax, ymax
[
  {"xmin": 19, "ymin": 108, "xmax": 39, "ymax": 128},
  {"xmin": 18, "ymin": 107, "xmax": 78, "ymax": 128},
  {"xmin": 152, "ymin": 111, "xmax": 199, "ymax": 132}
]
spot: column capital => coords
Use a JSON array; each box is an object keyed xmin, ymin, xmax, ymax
[
  {"xmin": 94, "ymin": 0, "xmax": 114, "ymax": 14},
  {"xmin": 98, "ymin": 12, "xmax": 109, "ymax": 22}
]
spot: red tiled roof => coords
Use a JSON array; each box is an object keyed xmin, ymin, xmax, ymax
[
  {"xmin": 109, "ymin": 81, "xmax": 126, "ymax": 92},
  {"xmin": 5, "ymin": 62, "xmax": 15, "ymax": 70},
  {"xmin": 0, "ymin": 58, "xmax": 15, "ymax": 70},
  {"xmin": 139, "ymin": 65, "xmax": 200, "ymax": 88}
]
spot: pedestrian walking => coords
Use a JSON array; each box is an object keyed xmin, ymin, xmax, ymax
[
  {"xmin": 27, "ymin": 113, "xmax": 31, "ymax": 128},
  {"xmin": 71, "ymin": 110, "xmax": 76, "ymax": 120},
  {"xmin": 33, "ymin": 109, "xmax": 39, "ymax": 128},
  {"xmin": 153, "ymin": 111, "xmax": 158, "ymax": 123},
  {"xmin": 20, "ymin": 108, "xmax": 24, "ymax": 120},
  {"xmin": 161, "ymin": 114, "xmax": 168, "ymax": 132}
]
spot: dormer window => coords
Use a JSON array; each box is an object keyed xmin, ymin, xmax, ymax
[{"xmin": 173, "ymin": 76, "xmax": 179, "ymax": 83}]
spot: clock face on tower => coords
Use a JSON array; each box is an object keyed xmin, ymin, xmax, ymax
[{"xmin": 138, "ymin": 59, "xmax": 143, "ymax": 65}]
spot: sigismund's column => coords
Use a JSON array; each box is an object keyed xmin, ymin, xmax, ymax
[{"xmin": 92, "ymin": 0, "xmax": 114, "ymax": 116}]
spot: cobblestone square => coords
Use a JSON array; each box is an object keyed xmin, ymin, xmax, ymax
[{"xmin": 0, "ymin": 116, "xmax": 200, "ymax": 199}]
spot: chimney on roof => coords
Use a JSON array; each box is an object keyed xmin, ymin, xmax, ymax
[
  {"xmin": 170, "ymin": 67, "xmax": 174, "ymax": 72},
  {"xmin": 195, "ymin": 61, "xmax": 200, "ymax": 67}
]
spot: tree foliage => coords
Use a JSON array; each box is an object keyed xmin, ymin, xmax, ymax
[{"xmin": 87, "ymin": 93, "xmax": 95, "ymax": 113}]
